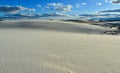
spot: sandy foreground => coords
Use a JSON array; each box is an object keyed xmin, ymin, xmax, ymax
[{"xmin": 0, "ymin": 20, "xmax": 120, "ymax": 73}]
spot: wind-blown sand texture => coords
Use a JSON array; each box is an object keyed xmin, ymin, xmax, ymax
[{"xmin": 0, "ymin": 20, "xmax": 120, "ymax": 73}]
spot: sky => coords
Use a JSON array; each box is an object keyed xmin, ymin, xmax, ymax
[{"xmin": 0, "ymin": 0, "xmax": 120, "ymax": 20}]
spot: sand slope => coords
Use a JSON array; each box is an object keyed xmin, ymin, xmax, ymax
[
  {"xmin": 0, "ymin": 20, "xmax": 110, "ymax": 34},
  {"xmin": 0, "ymin": 20, "xmax": 120, "ymax": 73}
]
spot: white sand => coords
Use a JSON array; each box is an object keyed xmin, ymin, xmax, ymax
[{"xmin": 0, "ymin": 20, "xmax": 120, "ymax": 73}]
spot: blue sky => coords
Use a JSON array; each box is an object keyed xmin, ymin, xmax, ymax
[{"xmin": 0, "ymin": 0, "xmax": 120, "ymax": 19}]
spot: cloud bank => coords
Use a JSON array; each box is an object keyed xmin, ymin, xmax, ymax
[
  {"xmin": 100, "ymin": 9, "xmax": 120, "ymax": 12},
  {"xmin": 105, "ymin": 0, "xmax": 120, "ymax": 4},
  {"xmin": 111, "ymin": 0, "xmax": 120, "ymax": 3},
  {"xmin": 0, "ymin": 5, "xmax": 35, "ymax": 13},
  {"xmin": 3, "ymin": 12, "xmax": 67, "ymax": 19},
  {"xmin": 79, "ymin": 13, "xmax": 120, "ymax": 21}
]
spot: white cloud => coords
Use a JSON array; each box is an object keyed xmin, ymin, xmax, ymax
[
  {"xmin": 76, "ymin": 2, "xmax": 86, "ymax": 8},
  {"xmin": 46, "ymin": 3, "xmax": 73, "ymax": 12},
  {"xmin": 55, "ymin": 5, "xmax": 72, "ymax": 12},
  {"xmin": 96, "ymin": 2, "xmax": 102, "ymax": 6},
  {"xmin": 44, "ymin": 6, "xmax": 51, "ymax": 9},
  {"xmin": 76, "ymin": 4, "xmax": 81, "ymax": 8},
  {"xmin": 81, "ymin": 2, "xmax": 86, "ymax": 5},
  {"xmin": 47, "ymin": 3, "xmax": 63, "ymax": 7},
  {"xmin": 37, "ymin": 5, "xmax": 42, "ymax": 8},
  {"xmin": 105, "ymin": 0, "xmax": 109, "ymax": 2},
  {"xmin": 0, "ymin": 5, "xmax": 35, "ymax": 13}
]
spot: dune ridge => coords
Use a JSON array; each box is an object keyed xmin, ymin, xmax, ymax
[{"xmin": 0, "ymin": 20, "xmax": 111, "ymax": 34}]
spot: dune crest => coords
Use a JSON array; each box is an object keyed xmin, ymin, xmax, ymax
[{"xmin": 0, "ymin": 20, "xmax": 111, "ymax": 34}]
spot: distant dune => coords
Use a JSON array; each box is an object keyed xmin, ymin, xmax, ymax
[
  {"xmin": 0, "ymin": 20, "xmax": 112, "ymax": 34},
  {"xmin": 0, "ymin": 20, "xmax": 120, "ymax": 73}
]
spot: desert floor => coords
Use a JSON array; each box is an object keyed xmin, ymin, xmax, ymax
[{"xmin": 0, "ymin": 20, "xmax": 120, "ymax": 73}]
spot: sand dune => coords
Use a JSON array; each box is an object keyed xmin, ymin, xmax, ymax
[
  {"xmin": 0, "ymin": 20, "xmax": 120, "ymax": 73},
  {"xmin": 0, "ymin": 20, "xmax": 111, "ymax": 34}
]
